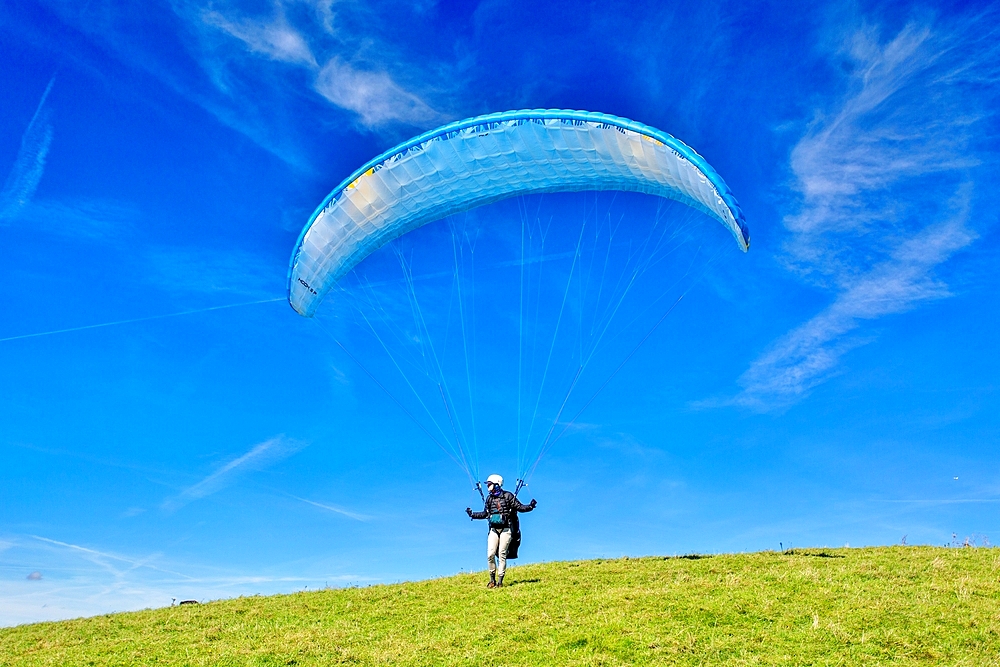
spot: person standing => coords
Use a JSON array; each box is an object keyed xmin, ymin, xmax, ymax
[{"xmin": 466, "ymin": 474, "xmax": 536, "ymax": 588}]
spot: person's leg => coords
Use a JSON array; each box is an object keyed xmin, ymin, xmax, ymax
[
  {"xmin": 487, "ymin": 529, "xmax": 499, "ymax": 587},
  {"xmin": 496, "ymin": 528, "xmax": 512, "ymax": 585}
]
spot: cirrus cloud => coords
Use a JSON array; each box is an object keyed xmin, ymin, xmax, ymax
[{"xmin": 723, "ymin": 11, "xmax": 998, "ymax": 411}]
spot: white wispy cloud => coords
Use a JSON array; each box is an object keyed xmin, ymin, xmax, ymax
[
  {"xmin": 144, "ymin": 246, "xmax": 281, "ymax": 298},
  {"xmin": 0, "ymin": 77, "xmax": 55, "ymax": 221},
  {"xmin": 291, "ymin": 495, "xmax": 370, "ymax": 521},
  {"xmin": 736, "ymin": 201, "xmax": 974, "ymax": 403},
  {"xmin": 201, "ymin": 7, "xmax": 317, "ymax": 67},
  {"xmin": 18, "ymin": 3, "xmax": 450, "ymax": 170},
  {"xmin": 728, "ymin": 12, "xmax": 999, "ymax": 411},
  {"xmin": 162, "ymin": 435, "xmax": 307, "ymax": 511},
  {"xmin": 2, "ymin": 532, "xmax": 369, "ymax": 627},
  {"xmin": 314, "ymin": 58, "xmax": 443, "ymax": 128},
  {"xmin": 29, "ymin": 535, "xmax": 189, "ymax": 579},
  {"xmin": 9, "ymin": 197, "xmax": 139, "ymax": 240},
  {"xmin": 192, "ymin": 2, "xmax": 445, "ymax": 130}
]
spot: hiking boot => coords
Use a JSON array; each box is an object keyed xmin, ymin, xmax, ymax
[
  {"xmin": 486, "ymin": 580, "xmax": 496, "ymax": 588},
  {"xmin": 496, "ymin": 575, "xmax": 504, "ymax": 588}
]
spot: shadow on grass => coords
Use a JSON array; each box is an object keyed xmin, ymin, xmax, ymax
[{"xmin": 507, "ymin": 578, "xmax": 541, "ymax": 587}]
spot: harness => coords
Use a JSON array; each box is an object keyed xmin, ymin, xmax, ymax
[{"xmin": 488, "ymin": 494, "xmax": 508, "ymax": 528}]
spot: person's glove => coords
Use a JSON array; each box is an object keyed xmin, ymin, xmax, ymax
[
  {"xmin": 529, "ymin": 499, "xmax": 537, "ymax": 508},
  {"xmin": 465, "ymin": 507, "xmax": 473, "ymax": 517}
]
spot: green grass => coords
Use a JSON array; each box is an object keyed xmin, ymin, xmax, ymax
[{"xmin": 3, "ymin": 547, "xmax": 1000, "ymax": 666}]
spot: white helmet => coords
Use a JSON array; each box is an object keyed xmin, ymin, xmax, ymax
[{"xmin": 486, "ymin": 474, "xmax": 503, "ymax": 486}]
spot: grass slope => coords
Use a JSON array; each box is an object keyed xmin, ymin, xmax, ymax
[{"xmin": 2, "ymin": 547, "xmax": 999, "ymax": 666}]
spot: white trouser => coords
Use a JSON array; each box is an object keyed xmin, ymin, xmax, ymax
[{"xmin": 487, "ymin": 527, "xmax": 512, "ymax": 577}]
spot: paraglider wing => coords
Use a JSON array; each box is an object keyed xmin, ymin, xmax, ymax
[{"xmin": 288, "ymin": 109, "xmax": 749, "ymax": 317}]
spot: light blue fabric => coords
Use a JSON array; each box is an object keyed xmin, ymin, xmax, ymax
[{"xmin": 288, "ymin": 109, "xmax": 749, "ymax": 317}]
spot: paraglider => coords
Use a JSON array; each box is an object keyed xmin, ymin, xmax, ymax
[{"xmin": 288, "ymin": 110, "xmax": 749, "ymax": 539}]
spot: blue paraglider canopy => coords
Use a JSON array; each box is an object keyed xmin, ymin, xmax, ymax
[{"xmin": 288, "ymin": 109, "xmax": 748, "ymax": 317}]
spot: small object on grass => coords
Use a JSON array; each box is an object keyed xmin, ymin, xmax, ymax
[{"xmin": 179, "ymin": 600, "xmax": 199, "ymax": 605}]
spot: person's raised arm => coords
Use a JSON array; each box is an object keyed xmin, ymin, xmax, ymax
[
  {"xmin": 467, "ymin": 504, "xmax": 489, "ymax": 520},
  {"xmin": 513, "ymin": 496, "xmax": 537, "ymax": 512}
]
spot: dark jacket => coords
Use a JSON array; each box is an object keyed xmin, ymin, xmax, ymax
[{"xmin": 470, "ymin": 490, "xmax": 534, "ymax": 559}]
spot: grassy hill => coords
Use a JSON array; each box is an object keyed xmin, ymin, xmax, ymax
[{"xmin": 2, "ymin": 546, "xmax": 999, "ymax": 666}]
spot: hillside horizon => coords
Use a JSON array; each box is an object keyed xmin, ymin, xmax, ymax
[{"xmin": 3, "ymin": 546, "xmax": 997, "ymax": 665}]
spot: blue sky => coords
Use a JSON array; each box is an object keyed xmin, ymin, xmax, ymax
[{"xmin": 2, "ymin": 0, "xmax": 999, "ymax": 625}]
